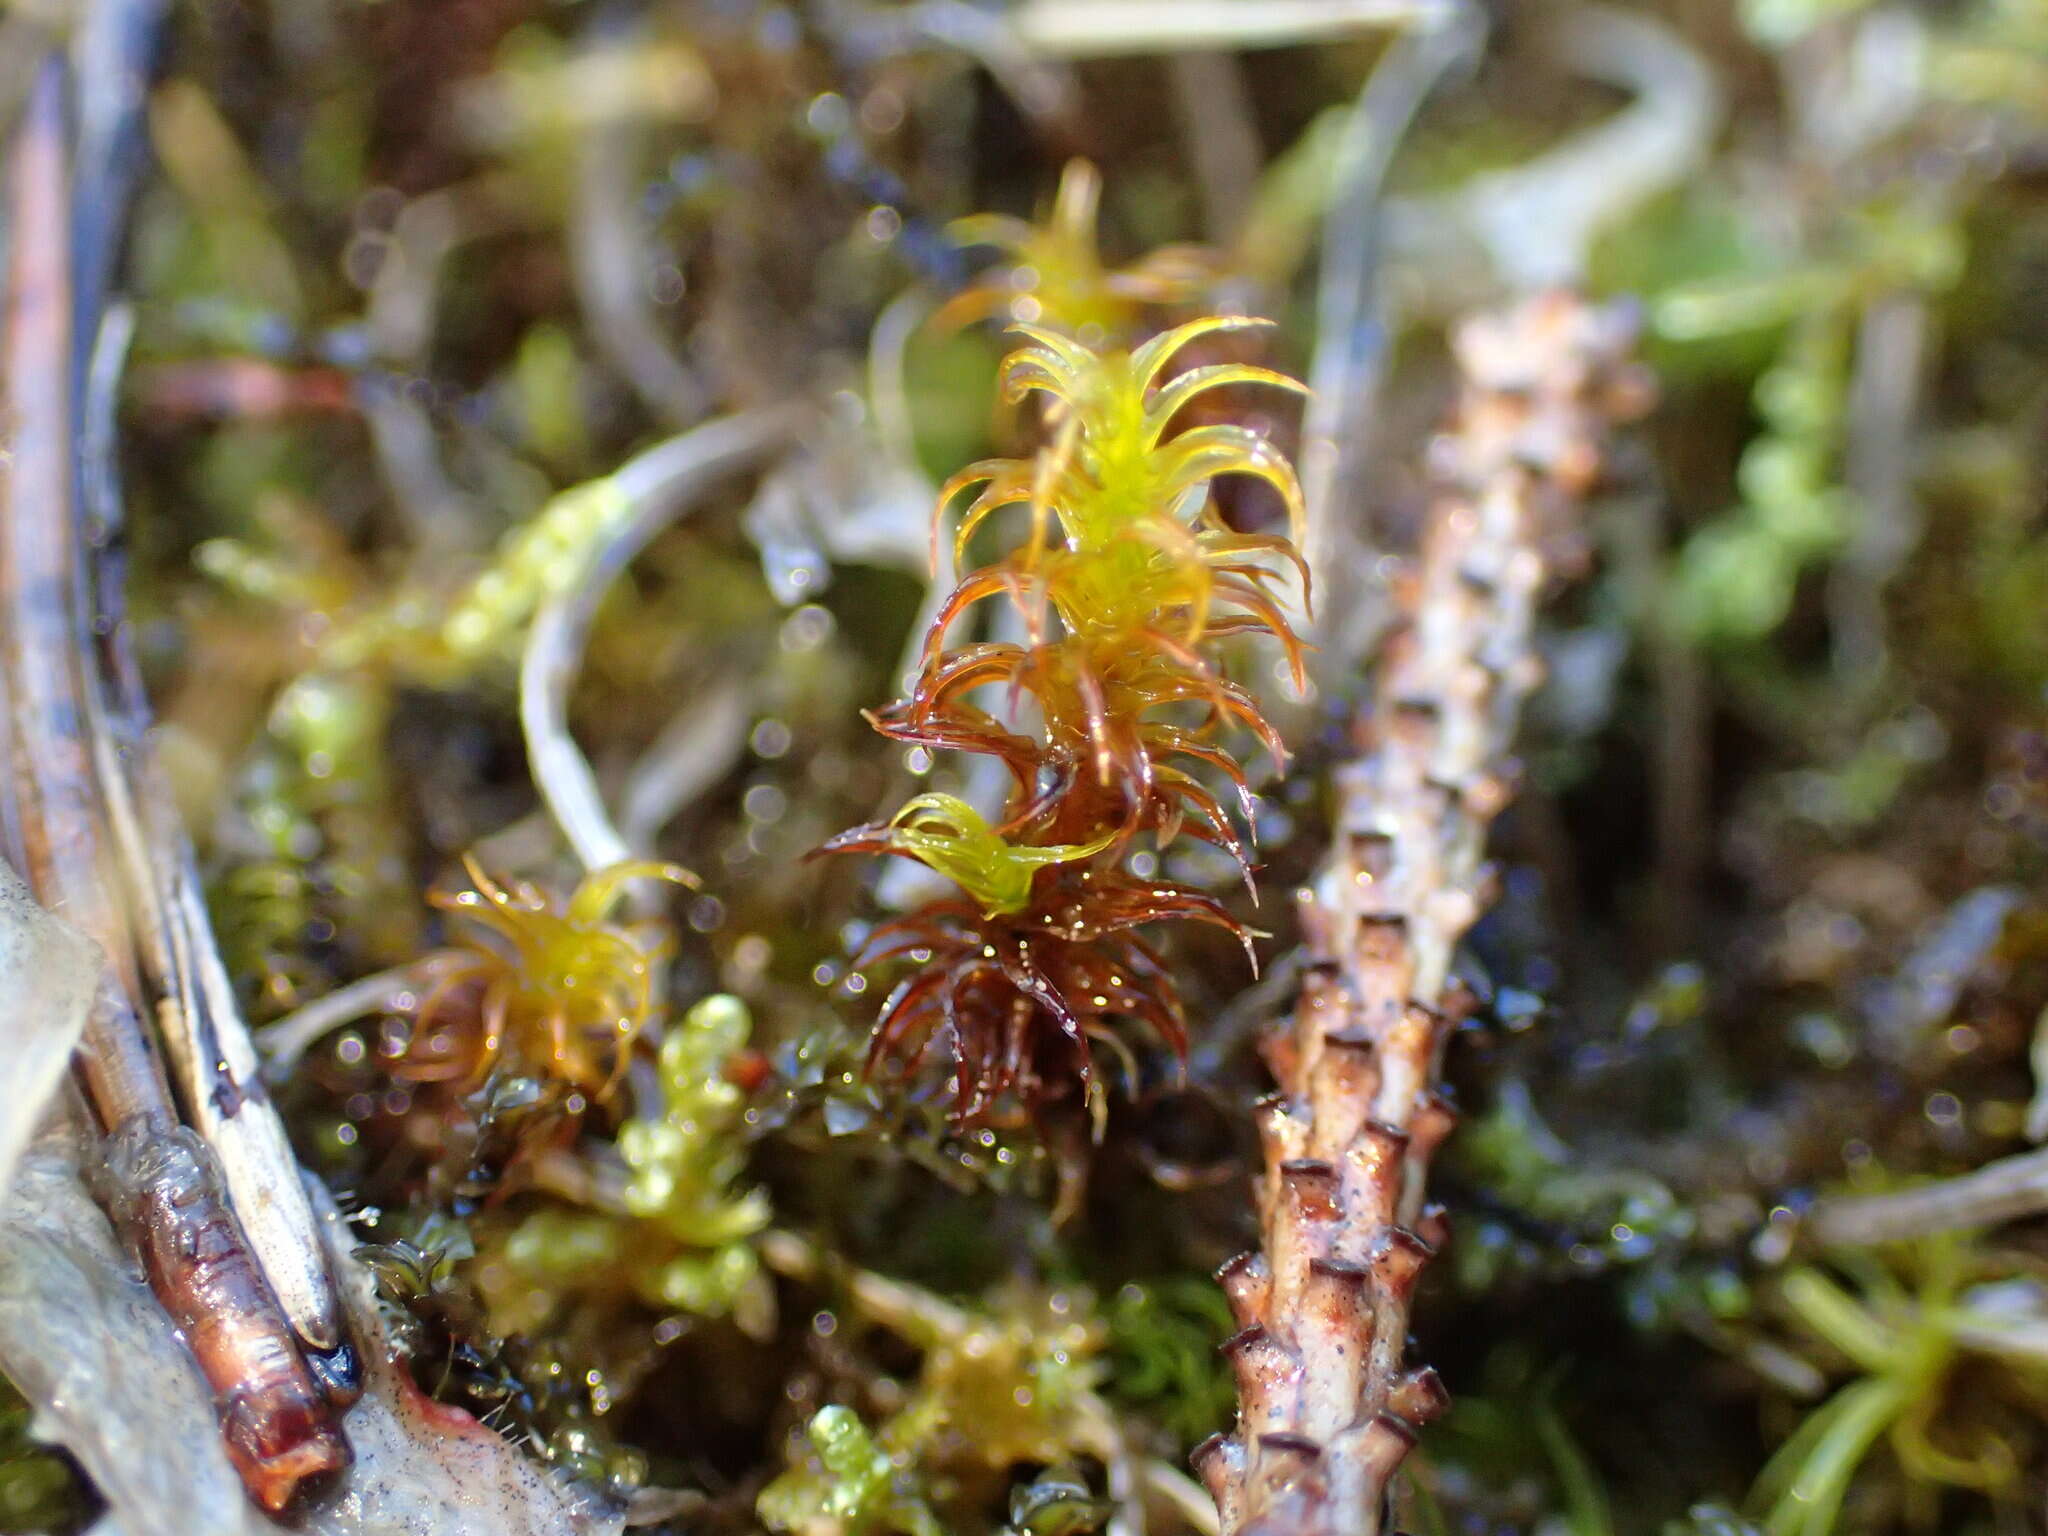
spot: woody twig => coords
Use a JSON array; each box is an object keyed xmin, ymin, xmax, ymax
[{"xmin": 1196, "ymin": 292, "xmax": 1652, "ymax": 1536}]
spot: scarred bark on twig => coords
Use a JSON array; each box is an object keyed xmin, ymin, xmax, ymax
[{"xmin": 1197, "ymin": 292, "xmax": 1652, "ymax": 1536}]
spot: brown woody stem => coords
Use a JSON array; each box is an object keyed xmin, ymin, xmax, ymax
[{"xmin": 1200, "ymin": 292, "xmax": 1652, "ymax": 1536}]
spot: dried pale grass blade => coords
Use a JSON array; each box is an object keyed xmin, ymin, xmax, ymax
[
  {"xmin": 523, "ymin": 408, "xmax": 802, "ymax": 877},
  {"xmin": 0, "ymin": 856, "xmax": 98, "ymax": 1197},
  {"xmin": 95, "ymin": 741, "xmax": 348, "ymax": 1356},
  {"xmin": 1806, "ymin": 1145, "xmax": 2048, "ymax": 1249},
  {"xmin": 1010, "ymin": 0, "xmax": 1449, "ymax": 59},
  {"xmin": 0, "ymin": 1146, "xmax": 262, "ymax": 1536},
  {"xmin": 0, "ymin": 1140, "xmax": 624, "ymax": 1536}
]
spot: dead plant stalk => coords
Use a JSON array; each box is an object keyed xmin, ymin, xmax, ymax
[{"xmin": 1196, "ymin": 291, "xmax": 1652, "ymax": 1536}]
